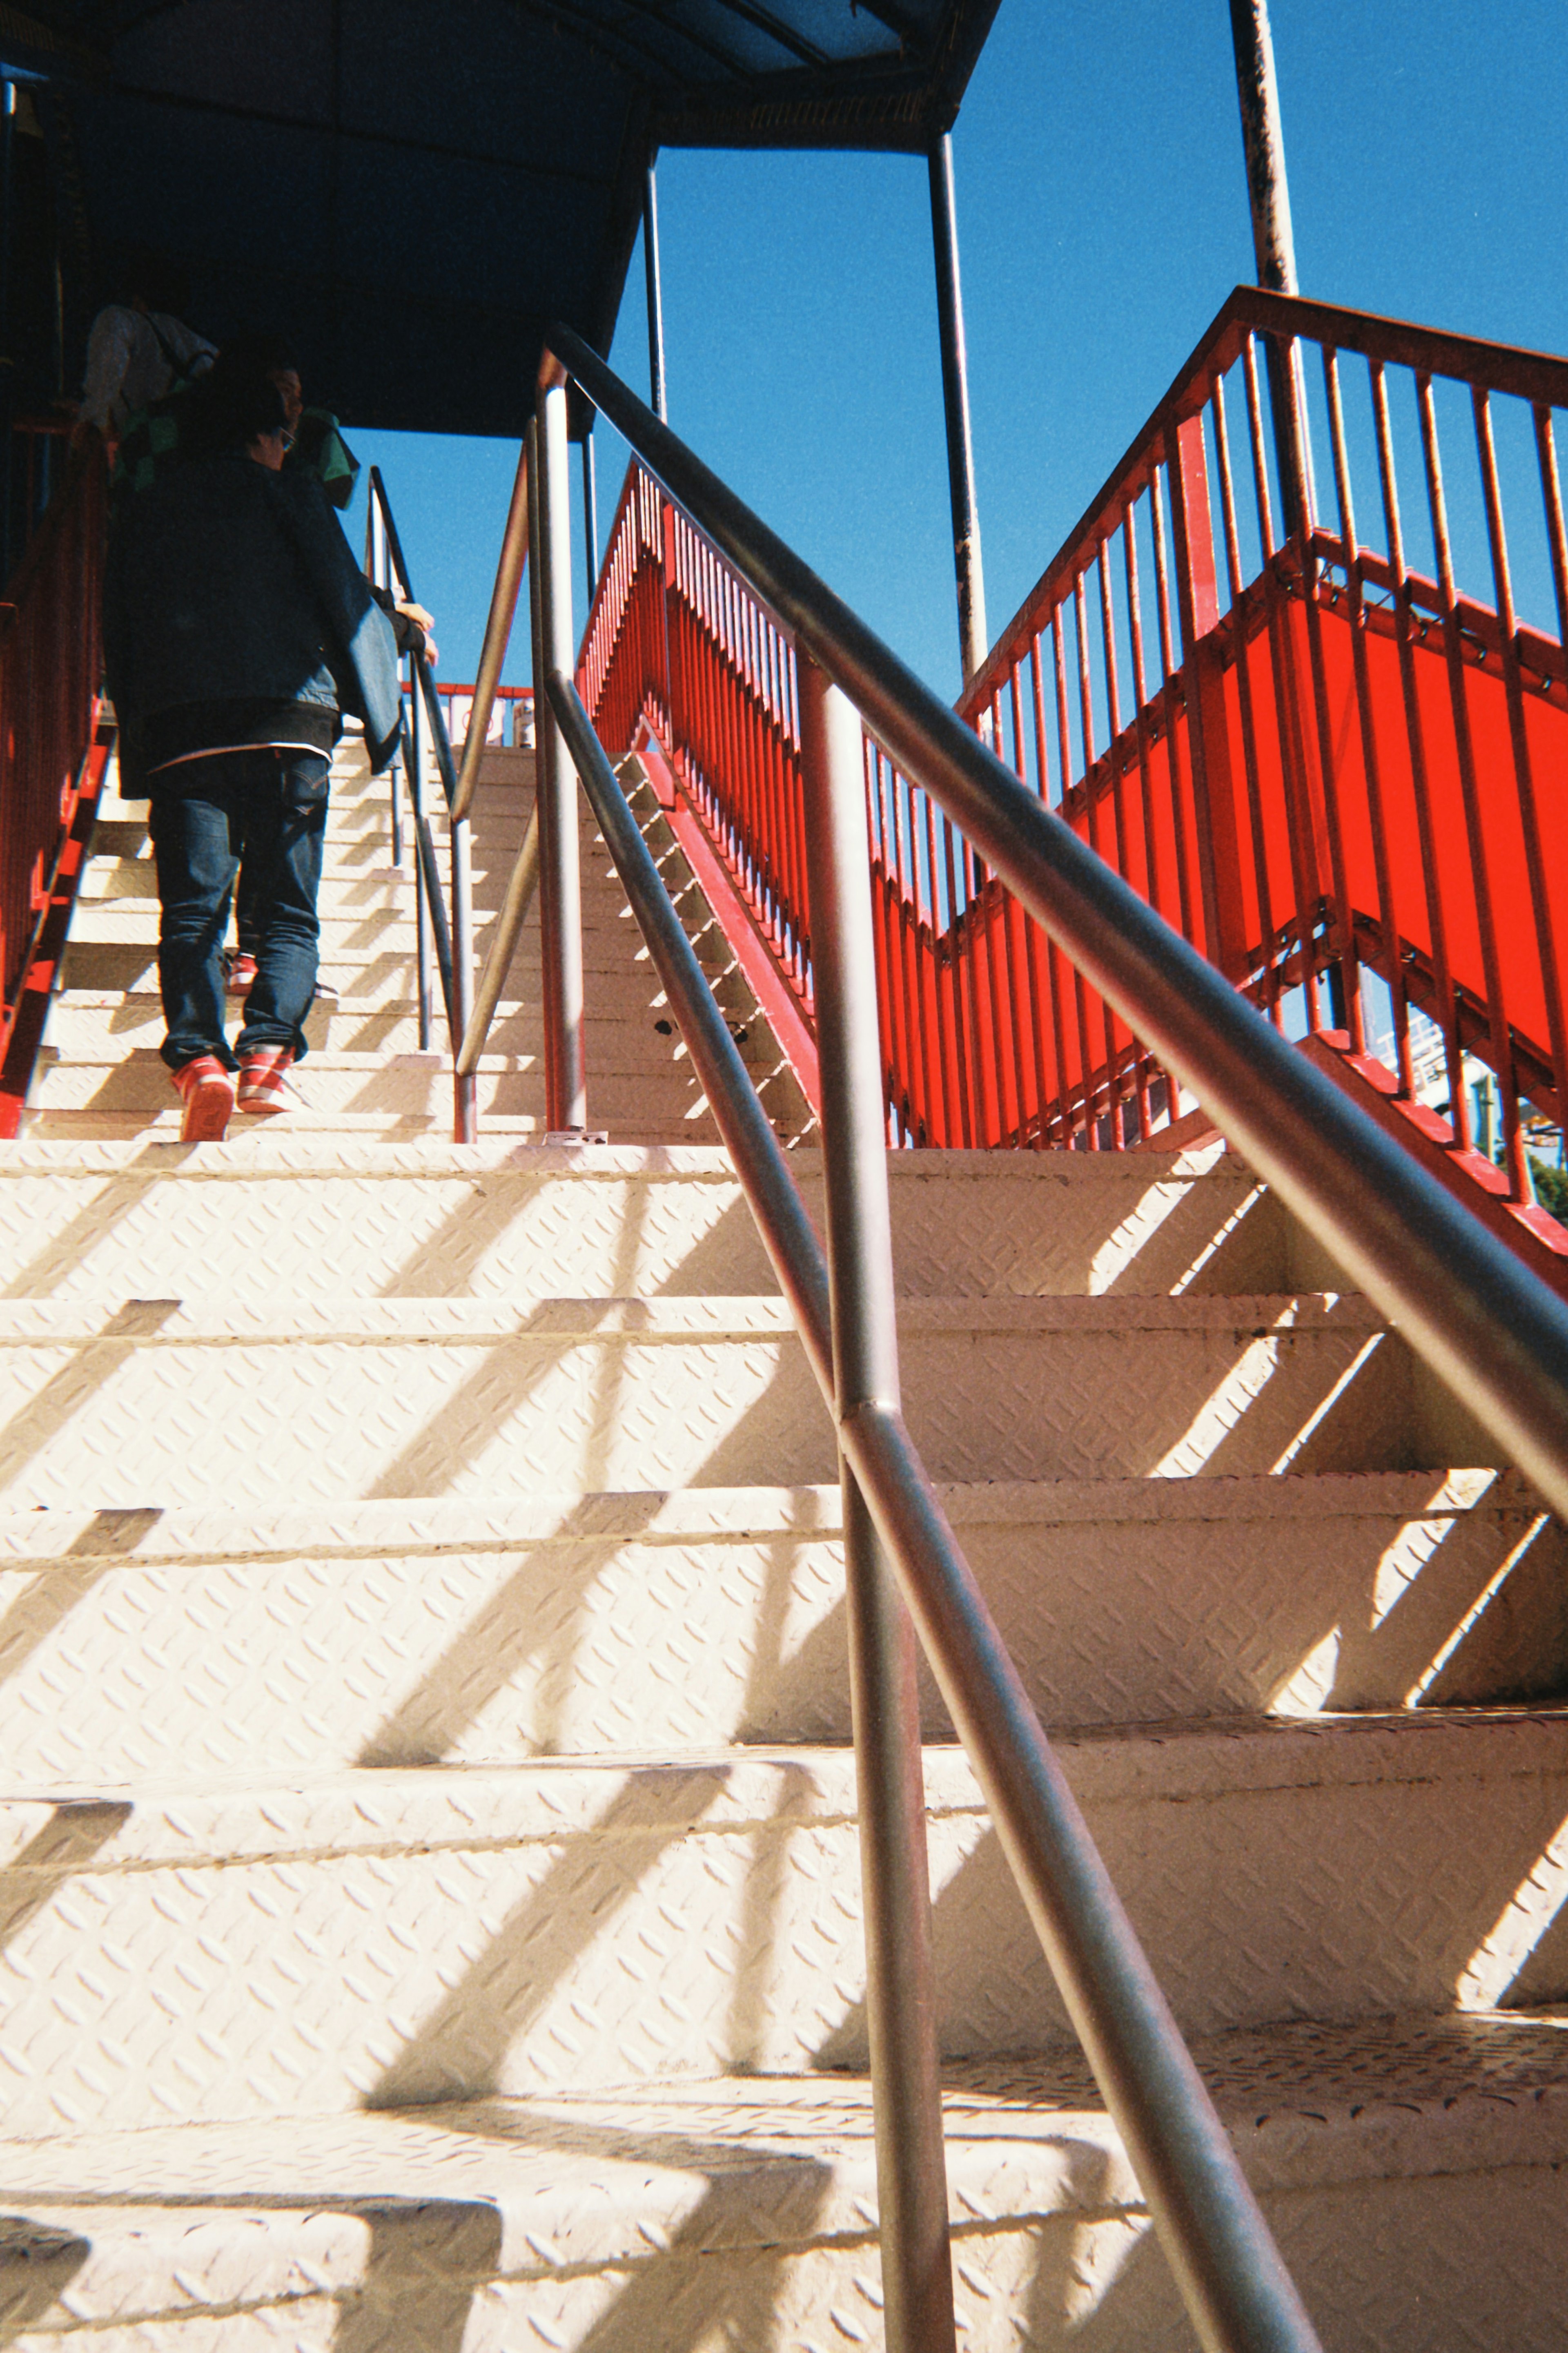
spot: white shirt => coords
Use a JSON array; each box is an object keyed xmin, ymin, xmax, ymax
[{"xmin": 80, "ymin": 304, "xmax": 216, "ymax": 434}]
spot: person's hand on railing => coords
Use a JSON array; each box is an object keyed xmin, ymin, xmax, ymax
[{"xmin": 395, "ymin": 598, "xmax": 438, "ymax": 668}]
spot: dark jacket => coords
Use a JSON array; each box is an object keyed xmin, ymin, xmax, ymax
[{"xmin": 103, "ymin": 452, "xmax": 401, "ymax": 798}]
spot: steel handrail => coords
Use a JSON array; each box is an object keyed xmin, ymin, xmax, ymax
[
  {"xmin": 548, "ymin": 666, "xmax": 1321, "ymax": 2353},
  {"xmin": 365, "ymin": 468, "xmax": 462, "ymax": 813},
  {"xmin": 540, "ymin": 320, "xmax": 1568, "ymax": 2352},
  {"xmin": 543, "ymin": 321, "xmax": 1568, "ymax": 1522},
  {"xmin": 452, "ymin": 439, "xmax": 531, "ymax": 821},
  {"xmin": 365, "ymin": 466, "xmax": 481, "ymax": 1135},
  {"xmin": 537, "ymin": 332, "xmax": 1335, "ymax": 2353}
]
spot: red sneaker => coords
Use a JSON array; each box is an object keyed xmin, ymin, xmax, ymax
[
  {"xmin": 222, "ymin": 950, "xmax": 259, "ymax": 996},
  {"xmin": 236, "ymin": 1047, "xmax": 295, "ymax": 1117},
  {"xmin": 170, "ymin": 1054, "xmax": 235, "ymax": 1143}
]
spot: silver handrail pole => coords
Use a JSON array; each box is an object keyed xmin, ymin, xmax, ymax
[
  {"xmin": 453, "ymin": 437, "xmax": 530, "ymax": 824},
  {"xmin": 387, "ymin": 744, "xmax": 404, "ymax": 869},
  {"xmin": 798, "ymin": 658, "xmax": 957, "ymax": 2353},
  {"xmin": 407, "ymin": 679, "xmax": 434, "ymax": 1052},
  {"xmin": 548, "ymin": 667, "xmax": 1325, "ymax": 2353},
  {"xmin": 457, "ymin": 807, "xmax": 539, "ymax": 1079},
  {"xmin": 370, "ymin": 499, "xmax": 405, "ymax": 865},
  {"xmin": 534, "ymin": 383, "xmax": 588, "ymax": 1130},
  {"xmin": 451, "ymin": 805, "xmax": 477, "ymax": 1141}
]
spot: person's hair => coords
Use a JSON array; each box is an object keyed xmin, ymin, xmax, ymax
[{"xmin": 181, "ymin": 358, "xmax": 288, "ymax": 456}]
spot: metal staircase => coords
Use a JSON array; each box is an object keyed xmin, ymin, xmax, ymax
[{"xmin": 0, "ymin": 697, "xmax": 1565, "ymax": 2345}]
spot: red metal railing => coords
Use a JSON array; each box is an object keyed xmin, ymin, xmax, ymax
[
  {"xmin": 580, "ymin": 288, "xmax": 1568, "ymax": 1206},
  {"xmin": 0, "ymin": 439, "xmax": 107, "ymax": 1052},
  {"xmin": 955, "ymin": 286, "xmax": 1568, "ymax": 1193}
]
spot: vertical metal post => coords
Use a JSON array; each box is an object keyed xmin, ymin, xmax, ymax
[
  {"xmin": 643, "ymin": 160, "xmax": 668, "ymax": 424},
  {"xmin": 927, "ymin": 134, "xmax": 987, "ymax": 689},
  {"xmin": 388, "ymin": 745, "xmax": 404, "ymax": 869},
  {"xmin": 1227, "ymin": 0, "xmax": 1298, "ymax": 296},
  {"xmin": 452, "ymin": 803, "xmax": 477, "ymax": 1140},
  {"xmin": 453, "ymin": 436, "xmax": 530, "ymax": 821},
  {"xmin": 798, "ymin": 656, "xmax": 956, "ymax": 2353},
  {"xmin": 408, "ymin": 685, "xmax": 434, "ymax": 1052},
  {"xmin": 534, "ymin": 388, "xmax": 588, "ymax": 1130},
  {"xmin": 1226, "ymin": 0, "xmax": 1310, "ymax": 537},
  {"xmin": 582, "ymin": 428, "xmax": 599, "ymax": 605}
]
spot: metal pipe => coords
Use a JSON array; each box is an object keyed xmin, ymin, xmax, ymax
[
  {"xmin": 406, "ymin": 689, "xmax": 434, "ymax": 1050},
  {"xmin": 582, "ymin": 429, "xmax": 599, "ymax": 604},
  {"xmin": 1225, "ymin": 5, "xmax": 1311, "ymax": 536},
  {"xmin": 1226, "ymin": 0, "xmax": 1298, "ymax": 295},
  {"xmin": 452, "ymin": 814, "xmax": 477, "ymax": 1141},
  {"xmin": 453, "ymin": 437, "xmax": 530, "ymax": 821},
  {"xmin": 457, "ymin": 805, "xmax": 540, "ymax": 1078},
  {"xmin": 533, "ymin": 395, "xmax": 588, "ymax": 1129},
  {"xmin": 546, "ymin": 665, "xmax": 1325, "ymax": 2353},
  {"xmin": 542, "ymin": 324, "xmax": 1568, "ymax": 1521},
  {"xmin": 643, "ymin": 158, "xmax": 667, "ymax": 423},
  {"xmin": 414, "ymin": 810, "xmax": 457, "ymax": 1043},
  {"xmin": 797, "ymin": 658, "xmax": 956, "ymax": 2353},
  {"xmin": 927, "ymin": 134, "xmax": 988, "ymax": 687},
  {"xmin": 388, "ymin": 747, "xmax": 404, "ymax": 870}
]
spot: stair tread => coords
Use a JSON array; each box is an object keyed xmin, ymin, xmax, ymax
[
  {"xmin": 5, "ymin": 1711, "xmax": 1564, "ymax": 1837},
  {"xmin": 0, "ymin": 1468, "xmax": 1520, "ymax": 1561},
  {"xmin": 0, "ymin": 1288, "xmax": 1388, "ymax": 1340},
  {"xmin": 0, "ymin": 2011, "xmax": 1561, "ymax": 2313}
]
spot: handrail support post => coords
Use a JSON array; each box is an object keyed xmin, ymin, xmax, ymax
[
  {"xmin": 928, "ymin": 133, "xmax": 987, "ymax": 689},
  {"xmin": 798, "ymin": 655, "xmax": 957, "ymax": 2353},
  {"xmin": 452, "ymin": 812, "xmax": 477, "ymax": 1141},
  {"xmin": 407, "ymin": 689, "xmax": 434, "ymax": 1052},
  {"xmin": 1225, "ymin": 0, "xmax": 1312, "ymax": 535},
  {"xmin": 532, "ymin": 397, "xmax": 589, "ymax": 1131}
]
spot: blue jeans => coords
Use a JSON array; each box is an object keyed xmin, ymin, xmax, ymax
[{"xmin": 149, "ymin": 748, "xmax": 328, "ymax": 1071}]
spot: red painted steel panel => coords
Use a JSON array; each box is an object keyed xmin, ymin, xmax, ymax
[{"xmin": 577, "ymin": 288, "xmax": 1568, "ymax": 1220}]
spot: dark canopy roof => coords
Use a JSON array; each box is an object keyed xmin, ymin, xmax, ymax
[{"xmin": 8, "ymin": 0, "xmax": 999, "ymax": 435}]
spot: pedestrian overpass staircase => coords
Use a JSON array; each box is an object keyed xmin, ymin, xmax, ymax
[
  {"xmin": 0, "ymin": 722, "xmax": 1562, "ymax": 2349},
  {"xmin": 0, "ymin": 283, "xmax": 1566, "ymax": 2349}
]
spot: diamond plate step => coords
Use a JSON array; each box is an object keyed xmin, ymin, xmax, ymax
[
  {"xmin": 62, "ymin": 902, "xmax": 544, "ymax": 948},
  {"xmin": 18, "ymin": 1108, "xmax": 726, "ymax": 1146},
  {"xmin": 42, "ymin": 992, "xmax": 662, "ymax": 1064},
  {"xmin": 0, "ymin": 1142, "xmax": 1281, "ymax": 1303},
  {"xmin": 0, "ymin": 1290, "xmax": 1422, "ymax": 1510},
  {"xmin": 0, "ymin": 1471, "xmax": 1555, "ymax": 1782},
  {"xmin": 29, "ymin": 1048, "xmax": 721, "ymax": 1123},
  {"xmin": 1, "ymin": 1716, "xmax": 1566, "ymax": 2136},
  {"xmin": 0, "ymin": 2014, "xmax": 1563, "ymax": 2350},
  {"xmin": 58, "ymin": 934, "xmax": 702, "ymax": 988}
]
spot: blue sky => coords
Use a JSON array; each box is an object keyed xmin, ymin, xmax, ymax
[{"xmin": 348, "ymin": 0, "xmax": 1568, "ymax": 698}]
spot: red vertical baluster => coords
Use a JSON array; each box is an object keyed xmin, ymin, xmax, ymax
[
  {"xmin": 1291, "ymin": 343, "xmax": 1367, "ymax": 1049},
  {"xmin": 1210, "ymin": 370, "xmax": 1281, "ymax": 1025},
  {"xmin": 1473, "ymin": 384, "xmax": 1565, "ymax": 1195},
  {"xmin": 1370, "ymin": 361, "xmax": 1468, "ymax": 1141},
  {"xmin": 1419, "ymin": 370, "xmax": 1518, "ymax": 1176},
  {"xmin": 1324, "ymin": 348, "xmax": 1412, "ymax": 1083}
]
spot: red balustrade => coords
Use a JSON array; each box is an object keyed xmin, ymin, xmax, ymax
[
  {"xmin": 580, "ymin": 289, "xmax": 1568, "ymax": 1227},
  {"xmin": 0, "ymin": 439, "xmax": 108, "ymax": 1107}
]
